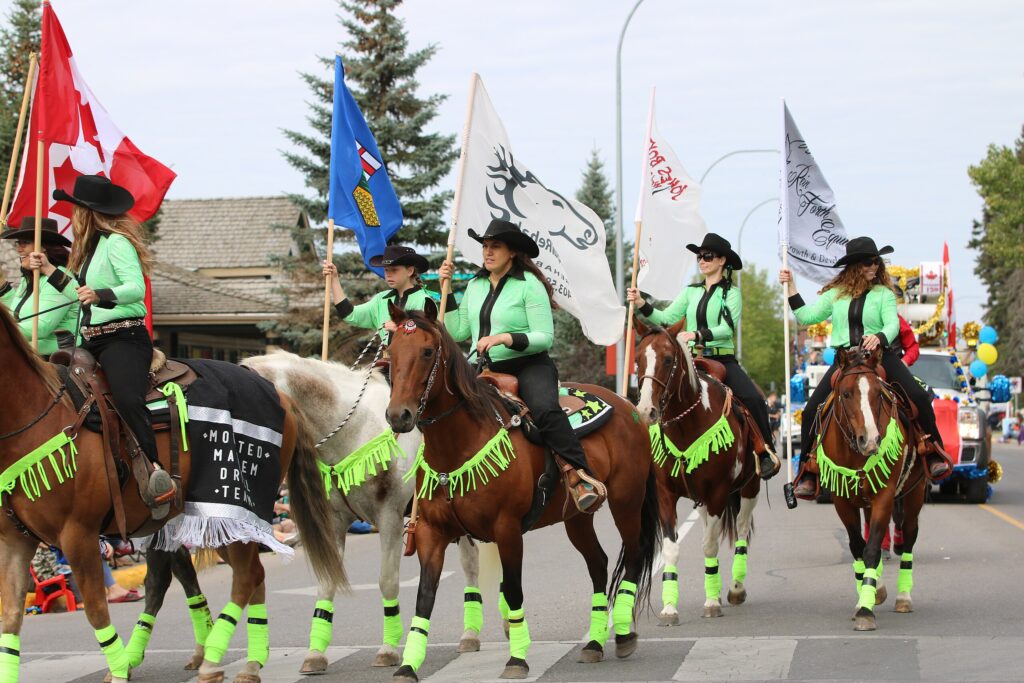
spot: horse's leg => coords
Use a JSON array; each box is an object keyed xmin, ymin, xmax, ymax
[
  {"xmin": 895, "ymin": 480, "xmax": 925, "ymax": 614},
  {"xmin": 234, "ymin": 581, "xmax": 268, "ymax": 683},
  {"xmin": 699, "ymin": 506, "xmax": 725, "ymax": 618},
  {"xmin": 199, "ymin": 542, "xmax": 264, "ymax": 683},
  {"xmin": 563, "ymin": 515, "xmax": 609, "ymax": 664},
  {"xmin": 125, "ymin": 547, "xmax": 176, "ymax": 669},
  {"xmin": 374, "ymin": 507, "xmax": 405, "ymax": 666},
  {"xmin": 834, "ymin": 497, "xmax": 868, "ymax": 622},
  {"xmin": 0, "ymin": 532, "xmax": 38, "ymax": 683},
  {"xmin": 853, "ymin": 494, "xmax": 894, "ymax": 632},
  {"xmin": 457, "ymin": 536, "xmax": 483, "ymax": 654},
  {"xmin": 728, "ymin": 482, "xmax": 759, "ymax": 606},
  {"xmin": 170, "ymin": 545, "xmax": 214, "ymax": 670},
  {"xmin": 658, "ymin": 524, "xmax": 682, "ymax": 626},
  {"xmin": 391, "ymin": 524, "xmax": 448, "ymax": 683},
  {"xmin": 300, "ymin": 514, "xmax": 348, "ymax": 675},
  {"xmin": 494, "ymin": 527, "xmax": 530, "ymax": 680}
]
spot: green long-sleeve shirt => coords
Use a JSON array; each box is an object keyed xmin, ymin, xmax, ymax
[
  {"xmin": 444, "ymin": 267, "xmax": 553, "ymax": 362},
  {"xmin": 0, "ymin": 269, "xmax": 80, "ymax": 355},
  {"xmin": 335, "ymin": 286, "xmax": 454, "ymax": 341},
  {"xmin": 54, "ymin": 233, "xmax": 147, "ymax": 326},
  {"xmin": 638, "ymin": 282, "xmax": 741, "ymax": 350},
  {"xmin": 789, "ymin": 284, "xmax": 898, "ymax": 348}
]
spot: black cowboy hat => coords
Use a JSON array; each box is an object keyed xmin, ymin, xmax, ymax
[
  {"xmin": 368, "ymin": 244, "xmax": 429, "ymax": 273},
  {"xmin": 52, "ymin": 174, "xmax": 135, "ymax": 216},
  {"xmin": 686, "ymin": 232, "xmax": 742, "ymax": 270},
  {"xmin": 467, "ymin": 218, "xmax": 540, "ymax": 258},
  {"xmin": 833, "ymin": 236, "xmax": 894, "ymax": 269},
  {"xmin": 1, "ymin": 216, "xmax": 71, "ymax": 247}
]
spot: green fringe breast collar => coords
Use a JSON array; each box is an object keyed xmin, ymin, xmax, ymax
[
  {"xmin": 404, "ymin": 428, "xmax": 516, "ymax": 499},
  {"xmin": 318, "ymin": 429, "xmax": 405, "ymax": 495},
  {"xmin": 649, "ymin": 413, "xmax": 735, "ymax": 477},
  {"xmin": 816, "ymin": 417, "xmax": 906, "ymax": 498},
  {"xmin": 0, "ymin": 431, "xmax": 78, "ymax": 505}
]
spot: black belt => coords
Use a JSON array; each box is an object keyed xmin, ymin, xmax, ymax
[{"xmin": 82, "ymin": 318, "xmax": 145, "ymax": 341}]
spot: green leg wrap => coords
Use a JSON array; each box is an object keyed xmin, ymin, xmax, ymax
[
  {"xmin": 382, "ymin": 597, "xmax": 403, "ymax": 648},
  {"xmin": 498, "ymin": 591, "xmax": 510, "ymax": 621},
  {"xmin": 0, "ymin": 633, "xmax": 20, "ymax": 683},
  {"xmin": 247, "ymin": 604, "xmax": 269, "ymax": 667},
  {"xmin": 463, "ymin": 588, "xmax": 483, "ymax": 635},
  {"xmin": 732, "ymin": 540, "xmax": 749, "ymax": 585},
  {"xmin": 612, "ymin": 581, "xmax": 637, "ymax": 636},
  {"xmin": 587, "ymin": 592, "xmax": 609, "ymax": 645},
  {"xmin": 897, "ymin": 552, "xmax": 914, "ymax": 594},
  {"xmin": 95, "ymin": 625, "xmax": 130, "ymax": 681},
  {"xmin": 852, "ymin": 558, "xmax": 866, "ymax": 593},
  {"xmin": 507, "ymin": 608, "xmax": 531, "ymax": 660},
  {"xmin": 187, "ymin": 593, "xmax": 214, "ymax": 647},
  {"xmin": 400, "ymin": 616, "xmax": 430, "ymax": 672},
  {"xmin": 704, "ymin": 557, "xmax": 722, "ymax": 602},
  {"xmin": 125, "ymin": 612, "xmax": 156, "ymax": 668},
  {"xmin": 661, "ymin": 564, "xmax": 679, "ymax": 607},
  {"xmin": 857, "ymin": 567, "xmax": 879, "ymax": 610},
  {"xmin": 204, "ymin": 602, "xmax": 242, "ymax": 665},
  {"xmin": 309, "ymin": 599, "xmax": 334, "ymax": 652}
]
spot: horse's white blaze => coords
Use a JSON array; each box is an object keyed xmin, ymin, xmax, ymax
[
  {"xmin": 699, "ymin": 378, "xmax": 711, "ymax": 411},
  {"xmin": 859, "ymin": 376, "xmax": 880, "ymax": 447},
  {"xmin": 637, "ymin": 346, "xmax": 657, "ymax": 418}
]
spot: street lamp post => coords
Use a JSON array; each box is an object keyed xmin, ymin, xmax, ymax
[
  {"xmin": 700, "ymin": 149, "xmax": 779, "ymax": 185},
  {"xmin": 735, "ymin": 197, "xmax": 779, "ymax": 360}
]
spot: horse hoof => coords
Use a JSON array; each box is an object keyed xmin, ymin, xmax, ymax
[
  {"xmin": 299, "ymin": 652, "xmax": 329, "ymax": 674},
  {"xmin": 500, "ymin": 657, "xmax": 529, "ymax": 679},
  {"xmin": 727, "ymin": 587, "xmax": 747, "ymax": 605},
  {"xmin": 390, "ymin": 664, "xmax": 418, "ymax": 683},
  {"xmin": 853, "ymin": 608, "xmax": 877, "ymax": 632},
  {"xmin": 658, "ymin": 612, "xmax": 680, "ymax": 626},
  {"xmin": 895, "ymin": 598, "xmax": 913, "ymax": 613},
  {"xmin": 577, "ymin": 641, "xmax": 604, "ymax": 663},
  {"xmin": 232, "ymin": 673, "xmax": 260, "ymax": 683},
  {"xmin": 615, "ymin": 633, "xmax": 638, "ymax": 659},
  {"xmin": 875, "ymin": 585, "xmax": 888, "ymax": 605},
  {"xmin": 372, "ymin": 650, "xmax": 401, "ymax": 667},
  {"xmin": 197, "ymin": 673, "xmax": 225, "ymax": 683},
  {"xmin": 702, "ymin": 604, "xmax": 723, "ymax": 618},
  {"xmin": 185, "ymin": 655, "xmax": 204, "ymax": 671},
  {"xmin": 458, "ymin": 635, "xmax": 481, "ymax": 654}
]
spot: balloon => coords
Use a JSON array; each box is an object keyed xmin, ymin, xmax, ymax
[
  {"xmin": 969, "ymin": 359, "xmax": 988, "ymax": 379},
  {"xmin": 990, "ymin": 375, "xmax": 1011, "ymax": 403},
  {"xmin": 823, "ymin": 348, "xmax": 836, "ymax": 365},
  {"xmin": 977, "ymin": 343, "xmax": 998, "ymax": 366},
  {"xmin": 979, "ymin": 326, "xmax": 999, "ymax": 345}
]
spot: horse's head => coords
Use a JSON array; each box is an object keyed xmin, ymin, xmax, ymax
[
  {"xmin": 634, "ymin": 317, "xmax": 698, "ymax": 423},
  {"xmin": 384, "ymin": 303, "xmax": 444, "ymax": 433},
  {"xmin": 833, "ymin": 346, "xmax": 890, "ymax": 456}
]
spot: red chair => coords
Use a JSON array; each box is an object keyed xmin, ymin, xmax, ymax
[{"xmin": 29, "ymin": 566, "xmax": 78, "ymax": 613}]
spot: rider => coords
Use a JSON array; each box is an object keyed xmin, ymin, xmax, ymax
[
  {"xmin": 438, "ymin": 219, "xmax": 606, "ymax": 513},
  {"xmin": 324, "ymin": 244, "xmax": 453, "ymax": 340},
  {"xmin": 779, "ymin": 236, "xmax": 953, "ymax": 499},
  {"xmin": 627, "ymin": 232, "xmax": 780, "ymax": 480},
  {"xmin": 1, "ymin": 217, "xmax": 79, "ymax": 356},
  {"xmin": 32, "ymin": 175, "xmax": 176, "ymax": 510}
]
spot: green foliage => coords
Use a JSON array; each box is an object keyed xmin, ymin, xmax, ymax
[
  {"xmin": 0, "ymin": 0, "xmax": 40, "ymax": 197},
  {"xmin": 736, "ymin": 265, "xmax": 785, "ymax": 392}
]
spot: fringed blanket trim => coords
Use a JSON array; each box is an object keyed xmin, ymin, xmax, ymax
[
  {"xmin": 649, "ymin": 414, "xmax": 735, "ymax": 477},
  {"xmin": 403, "ymin": 428, "xmax": 516, "ymax": 500},
  {"xmin": 817, "ymin": 417, "xmax": 905, "ymax": 498},
  {"xmin": 318, "ymin": 429, "xmax": 404, "ymax": 496},
  {"xmin": 154, "ymin": 501, "xmax": 294, "ymax": 558},
  {"xmin": 0, "ymin": 431, "xmax": 78, "ymax": 505}
]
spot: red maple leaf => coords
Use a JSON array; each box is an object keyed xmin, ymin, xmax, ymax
[
  {"xmin": 925, "ymin": 270, "xmax": 938, "ymax": 279},
  {"xmin": 78, "ymin": 100, "xmax": 107, "ymax": 164}
]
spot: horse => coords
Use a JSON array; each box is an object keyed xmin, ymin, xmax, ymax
[
  {"xmin": 121, "ymin": 350, "xmax": 484, "ymax": 675},
  {"xmin": 0, "ymin": 305, "xmax": 345, "ymax": 683},
  {"xmin": 633, "ymin": 318, "xmax": 761, "ymax": 622},
  {"xmin": 814, "ymin": 346, "xmax": 925, "ymax": 631},
  {"xmin": 384, "ymin": 305, "xmax": 661, "ymax": 682}
]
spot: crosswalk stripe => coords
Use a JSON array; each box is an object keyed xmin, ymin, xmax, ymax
[
  {"xmin": 23, "ymin": 654, "xmax": 109, "ymax": 683},
  {"xmin": 184, "ymin": 647, "xmax": 358, "ymax": 683},
  {"xmin": 672, "ymin": 637, "xmax": 798, "ymax": 681},
  {"xmin": 423, "ymin": 641, "xmax": 575, "ymax": 683}
]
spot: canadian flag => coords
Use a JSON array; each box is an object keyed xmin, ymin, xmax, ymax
[{"xmin": 7, "ymin": 2, "xmax": 175, "ymax": 236}]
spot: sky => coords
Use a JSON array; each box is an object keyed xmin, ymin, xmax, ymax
[{"xmin": 27, "ymin": 0, "xmax": 1024, "ymax": 324}]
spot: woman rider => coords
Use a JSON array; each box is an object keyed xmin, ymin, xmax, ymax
[
  {"xmin": 32, "ymin": 175, "xmax": 176, "ymax": 512},
  {"xmin": 780, "ymin": 236, "xmax": 952, "ymax": 499},
  {"xmin": 627, "ymin": 232, "xmax": 780, "ymax": 480},
  {"xmin": 1, "ymin": 216, "xmax": 79, "ymax": 356},
  {"xmin": 323, "ymin": 244, "xmax": 454, "ymax": 339},
  {"xmin": 438, "ymin": 219, "xmax": 606, "ymax": 513}
]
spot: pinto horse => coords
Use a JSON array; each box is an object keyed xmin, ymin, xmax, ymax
[
  {"xmin": 385, "ymin": 306, "xmax": 661, "ymax": 682},
  {"xmin": 0, "ymin": 305, "xmax": 345, "ymax": 683},
  {"xmin": 816, "ymin": 346, "xmax": 925, "ymax": 631},
  {"xmin": 633, "ymin": 318, "xmax": 761, "ymax": 621}
]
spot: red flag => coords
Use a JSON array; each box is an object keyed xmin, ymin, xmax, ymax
[
  {"xmin": 7, "ymin": 2, "xmax": 175, "ymax": 235},
  {"xmin": 943, "ymin": 241, "xmax": 956, "ymax": 349}
]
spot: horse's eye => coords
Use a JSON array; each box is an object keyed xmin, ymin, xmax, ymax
[
  {"xmin": 664, "ymin": 355, "xmax": 673, "ymax": 364},
  {"xmin": 841, "ymin": 391, "xmax": 852, "ymax": 399},
  {"xmin": 422, "ymin": 348, "xmax": 434, "ymax": 359}
]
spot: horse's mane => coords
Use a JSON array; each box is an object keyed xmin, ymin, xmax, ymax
[
  {"xmin": 243, "ymin": 348, "xmax": 389, "ymax": 387},
  {"xmin": 404, "ymin": 311, "xmax": 502, "ymax": 422},
  {"xmin": 0, "ymin": 303, "xmax": 63, "ymax": 397}
]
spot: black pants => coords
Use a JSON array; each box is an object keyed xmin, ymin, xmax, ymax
[
  {"xmin": 799, "ymin": 350, "xmax": 942, "ymax": 464},
  {"xmin": 489, "ymin": 352, "xmax": 591, "ymax": 474},
  {"xmin": 83, "ymin": 325, "xmax": 158, "ymax": 463},
  {"xmin": 717, "ymin": 356, "xmax": 774, "ymax": 449}
]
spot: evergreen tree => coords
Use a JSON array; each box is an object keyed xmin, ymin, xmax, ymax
[{"xmin": 0, "ymin": 0, "xmax": 41, "ymax": 191}]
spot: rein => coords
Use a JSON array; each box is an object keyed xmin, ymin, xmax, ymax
[{"xmin": 315, "ymin": 331, "xmax": 386, "ymax": 448}]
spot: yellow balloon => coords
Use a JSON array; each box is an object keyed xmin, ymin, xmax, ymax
[{"xmin": 977, "ymin": 343, "xmax": 998, "ymax": 365}]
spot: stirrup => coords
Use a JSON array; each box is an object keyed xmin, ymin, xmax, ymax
[
  {"xmin": 569, "ymin": 470, "xmax": 607, "ymax": 514},
  {"xmin": 757, "ymin": 449, "xmax": 781, "ymax": 481},
  {"xmin": 794, "ymin": 473, "xmax": 818, "ymax": 500},
  {"xmin": 147, "ymin": 467, "xmax": 177, "ymax": 508}
]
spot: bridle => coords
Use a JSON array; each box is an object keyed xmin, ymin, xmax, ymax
[
  {"xmin": 828, "ymin": 359, "xmax": 901, "ymax": 458},
  {"xmin": 638, "ymin": 327, "xmax": 703, "ymax": 424}
]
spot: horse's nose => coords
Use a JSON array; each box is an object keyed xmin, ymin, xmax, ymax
[
  {"xmin": 387, "ymin": 407, "xmax": 415, "ymax": 433},
  {"xmin": 856, "ymin": 433, "xmax": 871, "ymax": 454},
  {"xmin": 647, "ymin": 407, "xmax": 661, "ymax": 423}
]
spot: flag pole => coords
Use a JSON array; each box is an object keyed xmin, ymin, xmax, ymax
[
  {"xmin": 321, "ymin": 218, "xmax": 335, "ymax": 361},
  {"xmin": 0, "ymin": 53, "xmax": 37, "ymax": 227},
  {"xmin": 31, "ymin": 138, "xmax": 43, "ymax": 350},
  {"xmin": 779, "ymin": 99, "xmax": 793, "ymax": 484}
]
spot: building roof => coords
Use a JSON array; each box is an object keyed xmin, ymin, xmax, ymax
[
  {"xmin": 150, "ymin": 261, "xmax": 281, "ymax": 318},
  {"xmin": 151, "ymin": 196, "xmax": 305, "ymax": 270}
]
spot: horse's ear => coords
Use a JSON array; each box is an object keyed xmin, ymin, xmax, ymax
[
  {"xmin": 667, "ymin": 317, "xmax": 687, "ymax": 337},
  {"xmin": 388, "ymin": 301, "xmax": 407, "ymax": 323},
  {"xmin": 633, "ymin": 316, "xmax": 649, "ymax": 339},
  {"xmin": 836, "ymin": 347, "xmax": 848, "ymax": 366},
  {"xmin": 868, "ymin": 345, "xmax": 883, "ymax": 366},
  {"xmin": 424, "ymin": 298, "xmax": 438, "ymax": 322}
]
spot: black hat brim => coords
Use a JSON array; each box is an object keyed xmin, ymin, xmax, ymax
[
  {"xmin": 467, "ymin": 227, "xmax": 540, "ymax": 258},
  {"xmin": 1, "ymin": 227, "xmax": 71, "ymax": 247},
  {"xmin": 368, "ymin": 253, "xmax": 430, "ymax": 272},
  {"xmin": 833, "ymin": 245, "xmax": 894, "ymax": 269},
  {"xmin": 52, "ymin": 184, "xmax": 135, "ymax": 216},
  {"xmin": 686, "ymin": 242, "xmax": 743, "ymax": 270}
]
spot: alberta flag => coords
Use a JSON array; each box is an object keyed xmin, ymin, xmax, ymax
[{"xmin": 328, "ymin": 56, "xmax": 402, "ymax": 275}]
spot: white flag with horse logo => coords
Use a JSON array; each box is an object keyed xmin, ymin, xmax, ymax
[
  {"xmin": 778, "ymin": 102, "xmax": 849, "ymax": 284},
  {"xmin": 634, "ymin": 95, "xmax": 706, "ymax": 300},
  {"xmin": 454, "ymin": 75, "xmax": 625, "ymax": 345}
]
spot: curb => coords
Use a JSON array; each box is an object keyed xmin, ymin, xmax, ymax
[{"xmin": 111, "ymin": 563, "xmax": 148, "ymax": 589}]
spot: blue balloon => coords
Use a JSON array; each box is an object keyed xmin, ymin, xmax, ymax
[
  {"xmin": 823, "ymin": 348, "xmax": 836, "ymax": 365},
  {"xmin": 990, "ymin": 375, "xmax": 1011, "ymax": 403},
  {"xmin": 979, "ymin": 326, "xmax": 999, "ymax": 345},
  {"xmin": 969, "ymin": 359, "xmax": 989, "ymax": 379},
  {"xmin": 790, "ymin": 374, "xmax": 806, "ymax": 403}
]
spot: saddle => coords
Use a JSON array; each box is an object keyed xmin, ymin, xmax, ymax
[
  {"xmin": 53, "ymin": 347, "xmax": 198, "ymax": 405},
  {"xmin": 693, "ymin": 357, "xmax": 727, "ymax": 383}
]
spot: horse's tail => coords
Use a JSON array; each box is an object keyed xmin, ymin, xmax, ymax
[
  {"xmin": 720, "ymin": 489, "xmax": 741, "ymax": 545},
  {"xmin": 609, "ymin": 464, "xmax": 663, "ymax": 613},
  {"xmin": 286, "ymin": 398, "xmax": 349, "ymax": 593}
]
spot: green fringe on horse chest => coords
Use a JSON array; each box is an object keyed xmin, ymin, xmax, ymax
[
  {"xmin": 649, "ymin": 414, "xmax": 735, "ymax": 477},
  {"xmin": 404, "ymin": 428, "xmax": 516, "ymax": 499},
  {"xmin": 0, "ymin": 431, "xmax": 78, "ymax": 505},
  {"xmin": 816, "ymin": 418, "xmax": 905, "ymax": 498},
  {"xmin": 318, "ymin": 429, "xmax": 404, "ymax": 496}
]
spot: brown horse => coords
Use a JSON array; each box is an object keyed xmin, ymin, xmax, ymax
[
  {"xmin": 0, "ymin": 305, "xmax": 346, "ymax": 683},
  {"xmin": 384, "ymin": 306, "xmax": 661, "ymax": 682},
  {"xmin": 633, "ymin": 318, "xmax": 761, "ymax": 621},
  {"xmin": 815, "ymin": 346, "xmax": 925, "ymax": 631}
]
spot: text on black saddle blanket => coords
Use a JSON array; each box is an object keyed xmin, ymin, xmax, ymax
[{"xmin": 517, "ymin": 385, "xmax": 615, "ymax": 446}]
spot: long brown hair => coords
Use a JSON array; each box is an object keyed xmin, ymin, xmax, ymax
[
  {"xmin": 68, "ymin": 206, "xmax": 152, "ymax": 276},
  {"xmin": 820, "ymin": 259, "xmax": 894, "ymax": 299}
]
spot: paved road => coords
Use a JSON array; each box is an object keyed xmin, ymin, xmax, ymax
[{"xmin": 17, "ymin": 443, "xmax": 1024, "ymax": 682}]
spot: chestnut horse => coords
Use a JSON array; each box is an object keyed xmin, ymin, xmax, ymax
[
  {"xmin": 816, "ymin": 346, "xmax": 925, "ymax": 631},
  {"xmin": 634, "ymin": 318, "xmax": 761, "ymax": 621},
  {"xmin": 384, "ymin": 307, "xmax": 661, "ymax": 682},
  {"xmin": 0, "ymin": 305, "xmax": 345, "ymax": 683}
]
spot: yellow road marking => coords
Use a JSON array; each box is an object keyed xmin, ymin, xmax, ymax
[{"xmin": 980, "ymin": 504, "xmax": 1024, "ymax": 531}]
